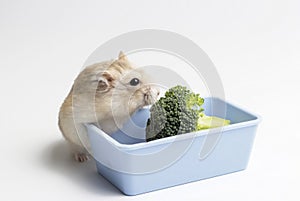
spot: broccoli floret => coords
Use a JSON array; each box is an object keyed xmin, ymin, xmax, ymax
[
  {"xmin": 146, "ymin": 85, "xmax": 204, "ymax": 142},
  {"xmin": 146, "ymin": 85, "xmax": 231, "ymax": 142}
]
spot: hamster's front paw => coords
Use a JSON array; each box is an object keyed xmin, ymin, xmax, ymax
[{"xmin": 74, "ymin": 153, "xmax": 89, "ymax": 162}]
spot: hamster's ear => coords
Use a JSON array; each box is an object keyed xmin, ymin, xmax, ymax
[
  {"xmin": 97, "ymin": 72, "xmax": 114, "ymax": 92},
  {"xmin": 118, "ymin": 51, "xmax": 128, "ymax": 61}
]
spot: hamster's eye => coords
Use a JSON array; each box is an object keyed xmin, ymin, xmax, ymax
[{"xmin": 129, "ymin": 78, "xmax": 140, "ymax": 86}]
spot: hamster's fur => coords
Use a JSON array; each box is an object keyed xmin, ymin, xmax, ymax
[{"xmin": 58, "ymin": 52, "xmax": 159, "ymax": 162}]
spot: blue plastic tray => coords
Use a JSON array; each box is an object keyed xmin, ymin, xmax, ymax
[{"xmin": 86, "ymin": 97, "xmax": 260, "ymax": 195}]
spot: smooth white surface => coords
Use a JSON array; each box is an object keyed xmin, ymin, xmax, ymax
[{"xmin": 0, "ymin": 0, "xmax": 299, "ymax": 200}]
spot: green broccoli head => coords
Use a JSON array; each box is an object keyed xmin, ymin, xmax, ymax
[{"xmin": 146, "ymin": 85, "xmax": 204, "ymax": 142}]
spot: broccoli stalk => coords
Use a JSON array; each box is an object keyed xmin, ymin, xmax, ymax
[{"xmin": 197, "ymin": 114, "xmax": 230, "ymax": 130}]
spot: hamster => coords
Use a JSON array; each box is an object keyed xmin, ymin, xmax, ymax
[{"xmin": 58, "ymin": 52, "xmax": 159, "ymax": 162}]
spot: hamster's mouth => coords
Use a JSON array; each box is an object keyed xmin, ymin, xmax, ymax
[
  {"xmin": 134, "ymin": 86, "xmax": 159, "ymax": 108},
  {"xmin": 143, "ymin": 92, "xmax": 157, "ymax": 106}
]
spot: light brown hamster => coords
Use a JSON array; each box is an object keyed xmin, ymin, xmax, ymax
[{"xmin": 58, "ymin": 52, "xmax": 159, "ymax": 162}]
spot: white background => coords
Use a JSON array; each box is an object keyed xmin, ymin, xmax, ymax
[{"xmin": 1, "ymin": 0, "xmax": 299, "ymax": 200}]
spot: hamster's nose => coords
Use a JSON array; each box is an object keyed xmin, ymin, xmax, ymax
[{"xmin": 150, "ymin": 86, "xmax": 160, "ymax": 97}]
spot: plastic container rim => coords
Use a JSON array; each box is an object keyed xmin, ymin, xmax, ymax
[{"xmin": 85, "ymin": 97, "xmax": 261, "ymax": 151}]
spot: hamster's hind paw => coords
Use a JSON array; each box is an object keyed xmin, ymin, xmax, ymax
[{"xmin": 74, "ymin": 153, "xmax": 89, "ymax": 162}]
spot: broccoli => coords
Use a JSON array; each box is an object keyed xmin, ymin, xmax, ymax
[
  {"xmin": 146, "ymin": 85, "xmax": 230, "ymax": 142},
  {"xmin": 146, "ymin": 85, "xmax": 204, "ymax": 142}
]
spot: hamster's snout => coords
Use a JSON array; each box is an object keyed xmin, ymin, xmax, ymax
[{"xmin": 143, "ymin": 86, "xmax": 160, "ymax": 105}]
